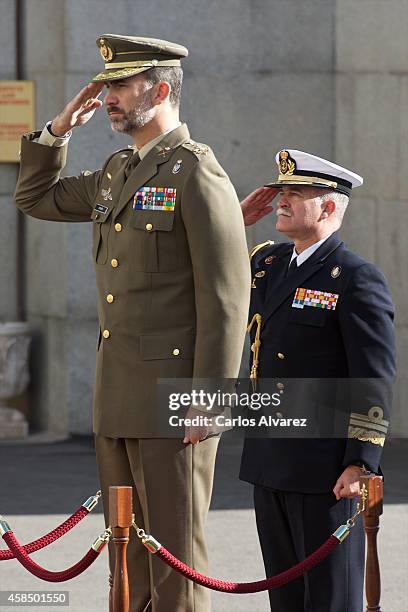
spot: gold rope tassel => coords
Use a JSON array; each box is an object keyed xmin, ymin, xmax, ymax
[{"xmin": 247, "ymin": 313, "xmax": 262, "ymax": 391}]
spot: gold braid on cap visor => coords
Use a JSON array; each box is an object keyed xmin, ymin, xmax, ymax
[
  {"xmin": 104, "ymin": 59, "xmax": 181, "ymax": 69},
  {"xmin": 276, "ymin": 174, "xmax": 338, "ymax": 189}
]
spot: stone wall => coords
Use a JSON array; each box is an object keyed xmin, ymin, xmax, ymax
[
  {"xmin": 0, "ymin": 0, "xmax": 405, "ymax": 435},
  {"xmin": 334, "ymin": 0, "xmax": 408, "ymax": 433},
  {"xmin": 0, "ymin": 0, "xmax": 18, "ymax": 322}
]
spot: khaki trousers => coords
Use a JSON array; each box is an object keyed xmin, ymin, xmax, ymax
[{"xmin": 95, "ymin": 435, "xmax": 219, "ymax": 612}]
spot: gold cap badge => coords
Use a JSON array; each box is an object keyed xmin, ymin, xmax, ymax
[
  {"xmin": 99, "ymin": 38, "xmax": 114, "ymax": 62},
  {"xmin": 279, "ymin": 150, "xmax": 296, "ymax": 175}
]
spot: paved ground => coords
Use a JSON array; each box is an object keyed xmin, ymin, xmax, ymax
[{"xmin": 0, "ymin": 436, "xmax": 407, "ymax": 611}]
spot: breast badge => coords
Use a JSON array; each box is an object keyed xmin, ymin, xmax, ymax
[
  {"xmin": 331, "ymin": 265, "xmax": 342, "ymax": 278},
  {"xmin": 172, "ymin": 160, "xmax": 183, "ymax": 174}
]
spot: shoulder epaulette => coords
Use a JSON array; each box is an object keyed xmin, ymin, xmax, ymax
[
  {"xmin": 107, "ymin": 148, "xmax": 131, "ymax": 163},
  {"xmin": 249, "ymin": 240, "xmax": 274, "ymax": 262},
  {"xmin": 182, "ymin": 140, "xmax": 210, "ymax": 158}
]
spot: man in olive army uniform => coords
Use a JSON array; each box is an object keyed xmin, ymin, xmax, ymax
[{"xmin": 14, "ymin": 34, "xmax": 250, "ymax": 612}]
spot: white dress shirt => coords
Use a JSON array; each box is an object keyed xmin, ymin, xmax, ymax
[{"xmin": 289, "ymin": 234, "xmax": 333, "ymax": 268}]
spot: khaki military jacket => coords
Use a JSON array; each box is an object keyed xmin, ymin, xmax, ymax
[{"xmin": 15, "ymin": 124, "xmax": 250, "ymax": 436}]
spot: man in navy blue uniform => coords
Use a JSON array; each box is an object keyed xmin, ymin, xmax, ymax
[{"xmin": 239, "ymin": 149, "xmax": 396, "ymax": 612}]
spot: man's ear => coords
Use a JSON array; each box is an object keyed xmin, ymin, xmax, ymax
[
  {"xmin": 320, "ymin": 198, "xmax": 336, "ymax": 220},
  {"xmin": 152, "ymin": 81, "xmax": 171, "ymax": 105}
]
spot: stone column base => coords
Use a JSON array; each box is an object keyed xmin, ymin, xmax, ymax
[{"xmin": 0, "ymin": 407, "xmax": 28, "ymax": 439}]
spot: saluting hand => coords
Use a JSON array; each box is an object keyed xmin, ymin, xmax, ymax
[
  {"xmin": 51, "ymin": 82, "xmax": 105, "ymax": 137},
  {"xmin": 240, "ymin": 187, "xmax": 279, "ymax": 226}
]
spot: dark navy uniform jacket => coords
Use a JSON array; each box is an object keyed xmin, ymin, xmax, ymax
[{"xmin": 239, "ymin": 232, "xmax": 396, "ymax": 493}]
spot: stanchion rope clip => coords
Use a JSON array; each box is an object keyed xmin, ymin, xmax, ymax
[
  {"xmin": 92, "ymin": 526, "xmax": 112, "ymax": 552},
  {"xmin": 132, "ymin": 515, "xmax": 161, "ymax": 554}
]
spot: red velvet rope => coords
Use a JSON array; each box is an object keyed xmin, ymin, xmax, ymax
[
  {"xmin": 0, "ymin": 507, "xmax": 88, "ymax": 561},
  {"xmin": 2, "ymin": 531, "xmax": 102, "ymax": 582},
  {"xmin": 155, "ymin": 535, "xmax": 339, "ymax": 593}
]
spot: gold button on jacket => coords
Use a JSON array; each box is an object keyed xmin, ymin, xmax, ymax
[
  {"xmin": 15, "ymin": 123, "xmax": 251, "ymax": 438},
  {"xmin": 102, "ymin": 329, "xmax": 110, "ymax": 339},
  {"xmin": 114, "ymin": 223, "xmax": 122, "ymax": 232}
]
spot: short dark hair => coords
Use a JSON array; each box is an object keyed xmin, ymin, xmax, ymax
[{"xmin": 143, "ymin": 66, "xmax": 183, "ymax": 107}]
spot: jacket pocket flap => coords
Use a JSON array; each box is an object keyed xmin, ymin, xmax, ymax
[
  {"xmin": 289, "ymin": 307, "xmax": 328, "ymax": 327},
  {"xmin": 131, "ymin": 209, "xmax": 175, "ymax": 232},
  {"xmin": 140, "ymin": 334, "xmax": 195, "ymax": 360}
]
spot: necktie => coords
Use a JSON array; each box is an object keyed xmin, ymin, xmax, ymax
[
  {"xmin": 286, "ymin": 257, "xmax": 298, "ymax": 277},
  {"xmin": 124, "ymin": 151, "xmax": 141, "ymax": 179}
]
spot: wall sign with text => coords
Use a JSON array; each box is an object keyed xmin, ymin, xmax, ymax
[{"xmin": 0, "ymin": 81, "xmax": 35, "ymax": 163}]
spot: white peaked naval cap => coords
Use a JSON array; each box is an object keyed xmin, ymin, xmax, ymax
[{"xmin": 266, "ymin": 149, "xmax": 363, "ymax": 196}]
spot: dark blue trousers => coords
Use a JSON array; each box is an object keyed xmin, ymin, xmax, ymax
[{"xmin": 254, "ymin": 485, "xmax": 365, "ymax": 612}]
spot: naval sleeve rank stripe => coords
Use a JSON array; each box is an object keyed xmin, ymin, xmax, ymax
[
  {"xmin": 347, "ymin": 406, "xmax": 389, "ymax": 446},
  {"xmin": 348, "ymin": 418, "xmax": 388, "ymax": 435},
  {"xmin": 347, "ymin": 427, "xmax": 386, "ymax": 446},
  {"xmin": 292, "ymin": 287, "xmax": 339, "ymax": 310},
  {"xmin": 349, "ymin": 411, "xmax": 389, "ymax": 429},
  {"xmin": 133, "ymin": 186, "xmax": 176, "ymax": 211}
]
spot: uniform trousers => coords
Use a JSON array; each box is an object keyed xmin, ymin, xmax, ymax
[
  {"xmin": 95, "ymin": 435, "xmax": 219, "ymax": 612},
  {"xmin": 254, "ymin": 485, "xmax": 365, "ymax": 612}
]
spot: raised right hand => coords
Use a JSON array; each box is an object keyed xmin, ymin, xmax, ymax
[
  {"xmin": 51, "ymin": 82, "xmax": 105, "ymax": 136},
  {"xmin": 240, "ymin": 186, "xmax": 279, "ymax": 226}
]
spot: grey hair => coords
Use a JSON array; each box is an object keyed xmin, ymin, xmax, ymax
[
  {"xmin": 143, "ymin": 66, "xmax": 183, "ymax": 107},
  {"xmin": 315, "ymin": 191, "xmax": 349, "ymax": 226}
]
